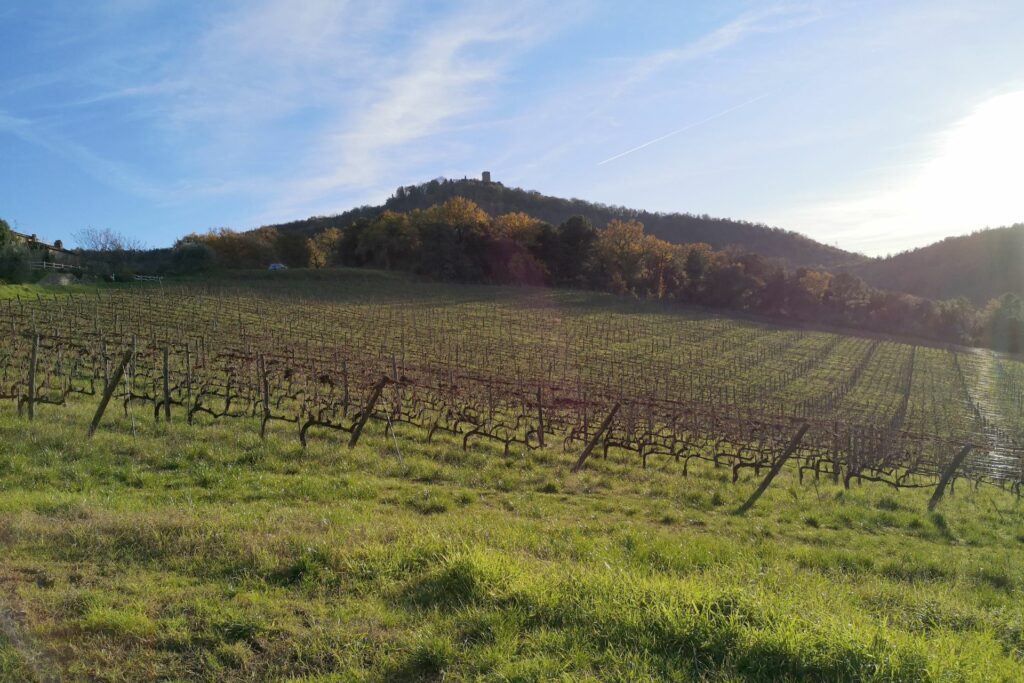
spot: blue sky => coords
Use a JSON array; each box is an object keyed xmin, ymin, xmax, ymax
[{"xmin": 2, "ymin": 1, "xmax": 1024, "ymax": 256}]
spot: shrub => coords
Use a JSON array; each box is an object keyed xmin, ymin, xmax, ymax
[
  {"xmin": 0, "ymin": 242, "xmax": 31, "ymax": 283},
  {"xmin": 171, "ymin": 241, "xmax": 217, "ymax": 274}
]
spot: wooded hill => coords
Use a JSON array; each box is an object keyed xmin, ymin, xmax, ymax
[
  {"xmin": 266, "ymin": 178, "xmax": 862, "ymax": 271},
  {"xmin": 846, "ymin": 224, "xmax": 1024, "ymax": 305},
  {"xmin": 263, "ymin": 178, "xmax": 1022, "ymax": 306}
]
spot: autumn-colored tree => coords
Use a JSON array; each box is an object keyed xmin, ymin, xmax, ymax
[
  {"xmin": 637, "ymin": 235, "xmax": 681, "ymax": 299},
  {"xmin": 799, "ymin": 269, "xmax": 832, "ymax": 300},
  {"xmin": 417, "ymin": 197, "xmax": 491, "ymax": 238},
  {"xmin": 307, "ymin": 228, "xmax": 343, "ymax": 268},
  {"xmin": 414, "ymin": 198, "xmax": 492, "ymax": 281},
  {"xmin": 590, "ymin": 219, "xmax": 647, "ymax": 294},
  {"xmin": 359, "ymin": 211, "xmax": 419, "ymax": 270},
  {"xmin": 785, "ymin": 268, "xmax": 832, "ymax": 316},
  {"xmin": 183, "ymin": 228, "xmax": 279, "ymax": 269},
  {"xmin": 493, "ymin": 212, "xmax": 543, "ymax": 246},
  {"xmin": 482, "ymin": 212, "xmax": 551, "ymax": 285}
]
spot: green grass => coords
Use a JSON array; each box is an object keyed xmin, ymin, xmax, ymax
[
  {"xmin": 0, "ymin": 283, "xmax": 78, "ymax": 300},
  {"xmin": 0, "ymin": 281, "xmax": 145, "ymax": 300},
  {"xmin": 0, "ymin": 399, "xmax": 1022, "ymax": 681}
]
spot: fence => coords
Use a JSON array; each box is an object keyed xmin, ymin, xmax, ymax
[{"xmin": 28, "ymin": 261, "xmax": 82, "ymax": 273}]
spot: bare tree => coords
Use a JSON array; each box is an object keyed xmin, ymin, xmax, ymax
[{"xmin": 73, "ymin": 227, "xmax": 144, "ymax": 252}]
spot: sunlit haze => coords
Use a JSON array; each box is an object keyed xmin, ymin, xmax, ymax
[{"xmin": 770, "ymin": 91, "xmax": 1024, "ymax": 254}]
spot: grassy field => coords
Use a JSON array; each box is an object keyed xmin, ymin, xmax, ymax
[{"xmin": 1, "ymin": 274, "xmax": 1023, "ymax": 681}]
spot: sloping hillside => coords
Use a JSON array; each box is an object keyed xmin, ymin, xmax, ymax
[
  {"xmin": 265, "ymin": 178, "xmax": 863, "ymax": 270},
  {"xmin": 849, "ymin": 225, "xmax": 1024, "ymax": 305},
  {"xmin": 255, "ymin": 178, "xmax": 1020, "ymax": 305}
]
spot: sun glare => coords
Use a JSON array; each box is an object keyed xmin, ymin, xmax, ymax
[
  {"xmin": 910, "ymin": 90, "xmax": 1024, "ymax": 233},
  {"xmin": 786, "ymin": 90, "xmax": 1024, "ymax": 254}
]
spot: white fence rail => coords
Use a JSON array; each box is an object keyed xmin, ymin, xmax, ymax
[
  {"xmin": 29, "ymin": 261, "xmax": 164, "ymax": 283},
  {"xmin": 28, "ymin": 261, "xmax": 82, "ymax": 273}
]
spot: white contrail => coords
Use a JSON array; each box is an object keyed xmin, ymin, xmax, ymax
[{"xmin": 597, "ymin": 94, "xmax": 770, "ymax": 165}]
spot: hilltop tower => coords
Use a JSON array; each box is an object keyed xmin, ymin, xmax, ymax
[{"xmin": 482, "ymin": 171, "xmax": 491, "ymax": 184}]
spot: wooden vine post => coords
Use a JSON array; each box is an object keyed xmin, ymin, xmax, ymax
[
  {"xmin": 26, "ymin": 334, "xmax": 39, "ymax": 421},
  {"xmin": 162, "ymin": 347, "xmax": 171, "ymax": 423},
  {"xmin": 259, "ymin": 355, "xmax": 271, "ymax": 440},
  {"xmin": 348, "ymin": 376, "xmax": 391, "ymax": 448},
  {"xmin": 736, "ymin": 422, "xmax": 810, "ymax": 514},
  {"xmin": 185, "ymin": 344, "xmax": 193, "ymax": 425},
  {"xmin": 928, "ymin": 444, "xmax": 973, "ymax": 511},
  {"xmin": 101, "ymin": 340, "xmax": 110, "ymax": 391},
  {"xmin": 536, "ymin": 386, "xmax": 545, "ymax": 448},
  {"xmin": 571, "ymin": 402, "xmax": 621, "ymax": 473},
  {"xmin": 87, "ymin": 344, "xmax": 135, "ymax": 437}
]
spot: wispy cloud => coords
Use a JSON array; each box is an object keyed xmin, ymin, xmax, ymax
[
  {"xmin": 602, "ymin": 4, "xmax": 823, "ymax": 101},
  {"xmin": 168, "ymin": 0, "xmax": 396, "ymax": 127},
  {"xmin": 2, "ymin": 0, "xmax": 579, "ymax": 225},
  {"xmin": 0, "ymin": 1, "xmax": 825, "ymax": 228},
  {"xmin": 486, "ymin": 3, "xmax": 823, "ymax": 180},
  {"xmin": 9, "ymin": 0, "xmax": 1019, "ymax": 254},
  {"xmin": 253, "ymin": 0, "xmax": 579, "ymax": 218},
  {"xmin": 0, "ymin": 108, "xmax": 169, "ymax": 202},
  {"xmin": 597, "ymin": 94, "xmax": 770, "ymax": 165},
  {"xmin": 155, "ymin": 0, "xmax": 578, "ymax": 218}
]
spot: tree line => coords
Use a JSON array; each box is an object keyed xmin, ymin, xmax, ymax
[
  {"xmin": 176, "ymin": 198, "xmax": 1023, "ymax": 353},
  {"xmin": 263, "ymin": 176, "xmax": 858, "ymax": 270},
  {"xmin": 3, "ymin": 205, "xmax": 1021, "ymax": 353}
]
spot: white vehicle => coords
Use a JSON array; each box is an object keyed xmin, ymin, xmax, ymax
[{"xmin": 268, "ymin": 263, "xmax": 288, "ymax": 271}]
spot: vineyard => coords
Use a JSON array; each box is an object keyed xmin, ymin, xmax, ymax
[
  {"xmin": 3, "ymin": 274, "xmax": 1024, "ymax": 681},
  {"xmin": 3, "ymin": 274, "xmax": 1023, "ymax": 507}
]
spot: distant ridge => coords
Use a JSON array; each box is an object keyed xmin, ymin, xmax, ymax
[
  {"xmin": 847, "ymin": 224, "xmax": 1024, "ymax": 305},
  {"xmin": 265, "ymin": 177, "xmax": 864, "ymax": 270}
]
